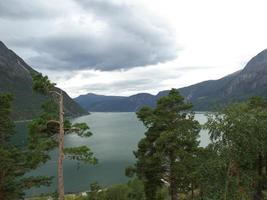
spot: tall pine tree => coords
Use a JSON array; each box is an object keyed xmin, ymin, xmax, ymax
[
  {"xmin": 133, "ymin": 89, "xmax": 201, "ymax": 200},
  {"xmin": 30, "ymin": 73, "xmax": 97, "ymax": 200}
]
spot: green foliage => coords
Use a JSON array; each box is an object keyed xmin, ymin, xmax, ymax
[
  {"xmin": 128, "ymin": 93, "xmax": 267, "ymax": 200},
  {"xmin": 105, "ymin": 184, "xmax": 130, "ymax": 200},
  {"xmin": 132, "ymin": 89, "xmax": 201, "ymax": 200},
  {"xmin": 28, "ymin": 106, "xmax": 97, "ymax": 164},
  {"xmin": 132, "ymin": 94, "xmax": 267, "ymax": 200},
  {"xmin": 70, "ymin": 123, "xmax": 93, "ymax": 137},
  {"xmin": 0, "ymin": 94, "xmax": 52, "ymax": 200},
  {"xmin": 30, "ymin": 74, "xmax": 97, "ymax": 164},
  {"xmin": 127, "ymin": 179, "xmax": 146, "ymax": 200},
  {"xmin": 0, "ymin": 94, "xmax": 14, "ymax": 141},
  {"xmin": 20, "ymin": 176, "xmax": 52, "ymax": 189},
  {"xmin": 87, "ymin": 182, "xmax": 104, "ymax": 200},
  {"xmin": 27, "ymin": 100, "xmax": 59, "ymax": 166},
  {"xmin": 64, "ymin": 146, "xmax": 98, "ymax": 164},
  {"xmin": 32, "ymin": 73, "xmax": 55, "ymax": 94},
  {"xmin": 29, "ymin": 73, "xmax": 97, "ymax": 198},
  {"xmin": 201, "ymin": 96, "xmax": 267, "ymax": 199}
]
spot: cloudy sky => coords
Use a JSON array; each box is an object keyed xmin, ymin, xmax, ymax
[{"xmin": 1, "ymin": 0, "xmax": 267, "ymax": 97}]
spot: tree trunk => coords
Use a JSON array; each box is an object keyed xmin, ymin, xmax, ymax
[
  {"xmin": 58, "ymin": 91, "xmax": 65, "ymax": 200},
  {"xmin": 170, "ymin": 179, "xmax": 178, "ymax": 200},
  {"xmin": 0, "ymin": 171, "xmax": 5, "ymax": 200},
  {"xmin": 253, "ymin": 153, "xmax": 263, "ymax": 200},
  {"xmin": 224, "ymin": 160, "xmax": 231, "ymax": 200},
  {"xmin": 191, "ymin": 183, "xmax": 194, "ymax": 200},
  {"xmin": 170, "ymin": 158, "xmax": 178, "ymax": 200}
]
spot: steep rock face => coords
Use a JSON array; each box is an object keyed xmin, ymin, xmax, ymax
[
  {"xmin": 0, "ymin": 41, "xmax": 88, "ymax": 120},
  {"xmin": 223, "ymin": 50, "xmax": 267, "ymax": 97},
  {"xmin": 177, "ymin": 71, "xmax": 242, "ymax": 110}
]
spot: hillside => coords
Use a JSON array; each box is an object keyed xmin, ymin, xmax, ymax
[
  {"xmin": 0, "ymin": 41, "xmax": 88, "ymax": 120},
  {"xmin": 75, "ymin": 49, "xmax": 267, "ymax": 111},
  {"xmin": 75, "ymin": 93, "xmax": 157, "ymax": 112},
  {"xmin": 177, "ymin": 49, "xmax": 267, "ymax": 110}
]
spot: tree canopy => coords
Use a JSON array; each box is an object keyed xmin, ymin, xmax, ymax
[{"xmin": 131, "ymin": 89, "xmax": 201, "ymax": 200}]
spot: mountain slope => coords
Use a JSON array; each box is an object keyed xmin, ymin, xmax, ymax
[
  {"xmin": 176, "ymin": 49, "xmax": 267, "ymax": 110},
  {"xmin": 75, "ymin": 93, "xmax": 127, "ymax": 111},
  {"xmin": 0, "ymin": 41, "xmax": 88, "ymax": 120},
  {"xmin": 75, "ymin": 49, "xmax": 267, "ymax": 111},
  {"xmin": 75, "ymin": 93, "xmax": 157, "ymax": 112}
]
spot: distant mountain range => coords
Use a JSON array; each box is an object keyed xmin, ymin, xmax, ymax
[
  {"xmin": 0, "ymin": 41, "xmax": 88, "ymax": 120},
  {"xmin": 75, "ymin": 49, "xmax": 267, "ymax": 111},
  {"xmin": 75, "ymin": 93, "xmax": 157, "ymax": 112}
]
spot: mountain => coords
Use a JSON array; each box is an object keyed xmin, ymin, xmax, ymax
[
  {"xmin": 177, "ymin": 49, "xmax": 267, "ymax": 110},
  {"xmin": 0, "ymin": 41, "xmax": 88, "ymax": 120},
  {"xmin": 75, "ymin": 93, "xmax": 156, "ymax": 112},
  {"xmin": 75, "ymin": 49, "xmax": 267, "ymax": 111}
]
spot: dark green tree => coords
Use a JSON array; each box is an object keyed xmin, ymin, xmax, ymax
[
  {"xmin": 133, "ymin": 89, "xmax": 201, "ymax": 200},
  {"xmin": 30, "ymin": 73, "xmax": 97, "ymax": 200},
  {"xmin": 0, "ymin": 94, "xmax": 51, "ymax": 200}
]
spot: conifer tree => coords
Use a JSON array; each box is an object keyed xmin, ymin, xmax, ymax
[
  {"xmin": 133, "ymin": 89, "xmax": 201, "ymax": 200},
  {"xmin": 0, "ymin": 94, "xmax": 51, "ymax": 200},
  {"xmin": 31, "ymin": 73, "xmax": 97, "ymax": 200}
]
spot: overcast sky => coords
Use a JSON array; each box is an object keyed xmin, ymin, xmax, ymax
[{"xmin": 1, "ymin": 0, "xmax": 267, "ymax": 97}]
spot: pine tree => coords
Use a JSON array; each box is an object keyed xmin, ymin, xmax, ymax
[
  {"xmin": 0, "ymin": 94, "xmax": 51, "ymax": 200},
  {"xmin": 133, "ymin": 89, "xmax": 201, "ymax": 200},
  {"xmin": 31, "ymin": 73, "xmax": 97, "ymax": 200}
]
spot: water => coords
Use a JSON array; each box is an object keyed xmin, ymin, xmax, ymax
[{"xmin": 14, "ymin": 112, "xmax": 209, "ymax": 197}]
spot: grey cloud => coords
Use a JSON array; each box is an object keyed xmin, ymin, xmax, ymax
[
  {"xmin": 5, "ymin": 0, "xmax": 178, "ymax": 71},
  {"xmin": 26, "ymin": 32, "xmax": 176, "ymax": 71},
  {"xmin": 0, "ymin": 0, "xmax": 58, "ymax": 19},
  {"xmin": 86, "ymin": 79, "xmax": 152, "ymax": 91}
]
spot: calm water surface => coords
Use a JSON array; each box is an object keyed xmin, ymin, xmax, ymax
[{"xmin": 15, "ymin": 112, "xmax": 209, "ymax": 196}]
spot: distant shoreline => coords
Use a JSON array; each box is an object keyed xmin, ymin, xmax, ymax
[
  {"xmin": 14, "ymin": 113, "xmax": 90, "ymax": 123},
  {"xmin": 87, "ymin": 111, "xmax": 209, "ymax": 114},
  {"xmin": 15, "ymin": 111, "xmax": 208, "ymax": 123}
]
